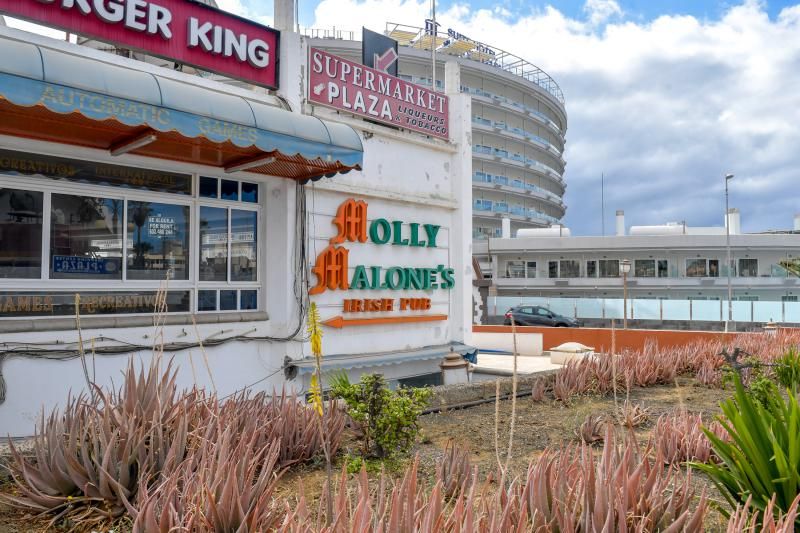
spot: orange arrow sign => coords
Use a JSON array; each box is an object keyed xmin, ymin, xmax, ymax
[{"xmin": 322, "ymin": 314, "xmax": 448, "ymax": 329}]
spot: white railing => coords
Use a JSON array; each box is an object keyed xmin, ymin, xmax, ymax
[{"xmin": 490, "ymin": 296, "xmax": 799, "ymax": 323}]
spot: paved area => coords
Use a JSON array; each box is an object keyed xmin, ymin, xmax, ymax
[{"xmin": 471, "ymin": 353, "xmax": 560, "ymax": 382}]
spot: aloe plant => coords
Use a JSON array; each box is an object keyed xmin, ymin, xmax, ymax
[
  {"xmin": 695, "ymin": 375, "xmax": 800, "ymax": 524},
  {"xmin": 652, "ymin": 409, "xmax": 727, "ymax": 466}
]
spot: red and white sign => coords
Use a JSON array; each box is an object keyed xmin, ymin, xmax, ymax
[
  {"xmin": 309, "ymin": 48, "xmax": 449, "ymax": 140},
  {"xmin": 0, "ymin": 0, "xmax": 279, "ymax": 89}
]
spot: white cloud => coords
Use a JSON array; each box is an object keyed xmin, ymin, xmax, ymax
[
  {"xmin": 309, "ymin": 0, "xmax": 800, "ymax": 234},
  {"xmin": 583, "ymin": 0, "xmax": 623, "ymax": 26}
]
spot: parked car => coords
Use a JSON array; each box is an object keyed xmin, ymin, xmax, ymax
[{"xmin": 503, "ymin": 305, "xmax": 582, "ymax": 327}]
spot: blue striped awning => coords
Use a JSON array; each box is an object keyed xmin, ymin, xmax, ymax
[{"xmin": 0, "ymin": 31, "xmax": 362, "ymax": 180}]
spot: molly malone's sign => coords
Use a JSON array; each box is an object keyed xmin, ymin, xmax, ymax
[
  {"xmin": 311, "ymin": 198, "xmax": 454, "ymax": 327},
  {"xmin": 309, "ymin": 48, "xmax": 449, "ymax": 140},
  {"xmin": 0, "ymin": 0, "xmax": 279, "ymax": 89}
]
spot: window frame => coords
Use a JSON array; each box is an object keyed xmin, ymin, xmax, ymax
[{"xmin": 0, "ymin": 150, "xmax": 264, "ymax": 318}]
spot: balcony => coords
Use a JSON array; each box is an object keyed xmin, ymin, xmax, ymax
[
  {"xmin": 472, "ymin": 145, "xmax": 565, "ymax": 187},
  {"xmin": 462, "ymin": 86, "xmax": 563, "ymax": 136},
  {"xmin": 472, "ymin": 198, "xmax": 559, "ymax": 224},
  {"xmin": 471, "ymin": 172, "xmax": 565, "ymax": 211},
  {"xmin": 472, "ymin": 117, "xmax": 563, "ymax": 158}
]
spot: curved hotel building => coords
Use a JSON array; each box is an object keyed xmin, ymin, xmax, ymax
[{"xmin": 306, "ymin": 23, "xmax": 568, "ymax": 241}]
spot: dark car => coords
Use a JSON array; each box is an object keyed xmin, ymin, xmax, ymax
[{"xmin": 503, "ymin": 305, "xmax": 582, "ymax": 327}]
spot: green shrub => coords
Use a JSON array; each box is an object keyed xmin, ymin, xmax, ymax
[
  {"xmin": 330, "ymin": 373, "xmax": 431, "ymax": 458},
  {"xmin": 774, "ymin": 346, "xmax": 800, "ymax": 391},
  {"xmin": 694, "ymin": 374, "xmax": 800, "ymax": 526}
]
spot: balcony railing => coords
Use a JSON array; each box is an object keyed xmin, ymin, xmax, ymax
[
  {"xmin": 472, "ymin": 198, "xmax": 559, "ymax": 223},
  {"xmin": 489, "ymin": 296, "xmax": 800, "ymax": 324},
  {"xmin": 472, "ymin": 118, "xmax": 562, "ymax": 156},
  {"xmin": 472, "ymin": 172, "xmax": 562, "ymax": 203},
  {"xmin": 384, "ymin": 22, "xmax": 565, "ymax": 105},
  {"xmin": 472, "ymin": 145, "xmax": 564, "ymax": 179}
]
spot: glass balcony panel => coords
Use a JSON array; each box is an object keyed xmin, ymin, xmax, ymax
[
  {"xmin": 576, "ymin": 298, "xmax": 604, "ymax": 319},
  {"xmin": 731, "ymin": 300, "xmax": 752, "ymax": 322},
  {"xmin": 753, "ymin": 301, "xmax": 782, "ymax": 323},
  {"xmin": 662, "ymin": 300, "xmax": 690, "ymax": 321},
  {"xmin": 785, "ymin": 302, "xmax": 800, "ymax": 322},
  {"xmin": 549, "ymin": 298, "xmax": 576, "ymax": 318},
  {"xmin": 632, "ymin": 299, "xmax": 660, "ymax": 320},
  {"xmin": 604, "ymin": 298, "xmax": 624, "ymax": 319},
  {"xmin": 692, "ymin": 300, "xmax": 721, "ymax": 322}
]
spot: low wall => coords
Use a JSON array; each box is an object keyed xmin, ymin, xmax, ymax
[
  {"xmin": 472, "ymin": 325, "xmax": 751, "ymax": 353},
  {"xmin": 471, "ymin": 331, "xmax": 543, "ymax": 355}
]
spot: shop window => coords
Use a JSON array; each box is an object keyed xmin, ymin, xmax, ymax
[
  {"xmin": 658, "ymin": 260, "xmax": 669, "ymax": 278},
  {"xmin": 199, "ymin": 206, "xmax": 228, "ymax": 282},
  {"xmin": 200, "ymin": 177, "xmax": 259, "ymax": 205},
  {"xmin": 221, "ymin": 179, "xmax": 239, "ymax": 201},
  {"xmin": 559, "ymin": 260, "xmax": 580, "ymax": 278},
  {"xmin": 50, "ymin": 194, "xmax": 123, "ymax": 280},
  {"xmin": 241, "ymin": 289, "xmax": 258, "ymax": 310},
  {"xmin": 634, "ymin": 259, "xmax": 655, "ymax": 277},
  {"xmin": 505, "ymin": 260, "xmax": 525, "ymax": 278},
  {"xmin": 599, "ymin": 259, "xmax": 619, "ymax": 278},
  {"xmin": 231, "ymin": 210, "xmax": 257, "ymax": 282},
  {"xmin": 586, "ymin": 260, "xmax": 597, "ymax": 278},
  {"xmin": 241, "ymin": 182, "xmax": 259, "ymax": 203},
  {"xmin": 739, "ymin": 258, "xmax": 758, "ymax": 277},
  {"xmin": 196, "ymin": 289, "xmax": 259, "ymax": 312},
  {"xmin": 126, "ymin": 201, "xmax": 190, "ymax": 280},
  {"xmin": 526, "ymin": 261, "xmax": 537, "ymax": 278},
  {"xmin": 0, "ymin": 149, "xmax": 191, "ymax": 195},
  {"xmin": 0, "ymin": 188, "xmax": 43, "ymax": 279},
  {"xmin": 198, "ymin": 290, "xmax": 217, "ymax": 311},
  {"xmin": 199, "ymin": 176, "xmax": 218, "ymax": 198}
]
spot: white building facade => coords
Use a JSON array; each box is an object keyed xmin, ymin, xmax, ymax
[
  {"xmin": 0, "ymin": 3, "xmax": 473, "ymax": 436},
  {"xmin": 477, "ymin": 211, "xmax": 800, "ymax": 326}
]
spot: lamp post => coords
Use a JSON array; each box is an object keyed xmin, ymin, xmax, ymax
[
  {"xmin": 724, "ymin": 173, "xmax": 734, "ymax": 333},
  {"xmin": 621, "ymin": 259, "xmax": 631, "ymax": 329}
]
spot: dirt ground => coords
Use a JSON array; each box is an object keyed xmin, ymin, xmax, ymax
[{"xmin": 0, "ymin": 377, "xmax": 732, "ymax": 532}]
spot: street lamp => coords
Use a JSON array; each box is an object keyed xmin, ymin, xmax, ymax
[
  {"xmin": 621, "ymin": 258, "xmax": 631, "ymax": 329},
  {"xmin": 724, "ymin": 173, "xmax": 734, "ymax": 333}
]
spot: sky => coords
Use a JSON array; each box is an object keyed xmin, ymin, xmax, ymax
[{"xmin": 5, "ymin": 1, "xmax": 800, "ymax": 235}]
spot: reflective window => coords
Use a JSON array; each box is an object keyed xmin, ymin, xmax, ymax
[
  {"xmin": 686, "ymin": 259, "xmax": 707, "ymax": 277},
  {"xmin": 198, "ymin": 290, "xmax": 217, "ymax": 311},
  {"xmin": 709, "ymin": 259, "xmax": 720, "ymax": 277},
  {"xmin": 199, "ymin": 206, "xmax": 228, "ymax": 282},
  {"xmin": 739, "ymin": 258, "xmax": 758, "ymax": 277},
  {"xmin": 50, "ymin": 194, "xmax": 123, "ymax": 280},
  {"xmin": 526, "ymin": 261, "xmax": 537, "ymax": 278},
  {"xmin": 548, "ymin": 261, "xmax": 558, "ymax": 278},
  {"xmin": 199, "ymin": 177, "xmax": 218, "ymax": 198},
  {"xmin": 126, "ymin": 201, "xmax": 189, "ymax": 280},
  {"xmin": 586, "ymin": 260, "xmax": 597, "ymax": 278},
  {"xmin": 505, "ymin": 260, "xmax": 525, "ymax": 278},
  {"xmin": 560, "ymin": 260, "xmax": 580, "ymax": 278},
  {"xmin": 231, "ymin": 210, "xmax": 257, "ymax": 282},
  {"xmin": 220, "ymin": 290, "xmax": 237, "ymax": 310},
  {"xmin": 241, "ymin": 182, "xmax": 258, "ymax": 203},
  {"xmin": 635, "ymin": 259, "xmax": 655, "ymax": 277},
  {"xmin": 241, "ymin": 290, "xmax": 258, "ymax": 310},
  {"xmin": 599, "ymin": 259, "xmax": 619, "ymax": 278},
  {"xmin": 221, "ymin": 179, "xmax": 239, "ymax": 201},
  {"xmin": 0, "ymin": 188, "xmax": 43, "ymax": 278},
  {"xmin": 658, "ymin": 260, "xmax": 669, "ymax": 278}
]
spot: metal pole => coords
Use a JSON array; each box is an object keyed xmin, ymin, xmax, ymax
[
  {"xmin": 431, "ymin": 0, "xmax": 436, "ymax": 91},
  {"xmin": 623, "ymin": 270, "xmax": 628, "ymax": 329},
  {"xmin": 601, "ymin": 172, "xmax": 605, "ymax": 236},
  {"xmin": 725, "ymin": 176, "xmax": 732, "ymax": 332}
]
